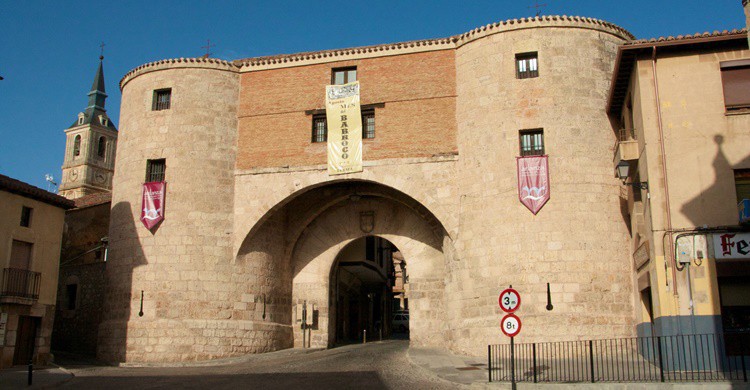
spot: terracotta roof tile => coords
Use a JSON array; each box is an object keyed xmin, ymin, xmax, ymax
[
  {"xmin": 73, "ymin": 192, "xmax": 112, "ymax": 209},
  {"xmin": 626, "ymin": 28, "xmax": 748, "ymax": 46},
  {"xmin": 0, "ymin": 173, "xmax": 75, "ymax": 209}
]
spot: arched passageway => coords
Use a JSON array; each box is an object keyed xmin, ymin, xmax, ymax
[
  {"xmin": 235, "ymin": 180, "xmax": 454, "ymax": 351},
  {"xmin": 329, "ymin": 236, "xmax": 409, "ymax": 345}
]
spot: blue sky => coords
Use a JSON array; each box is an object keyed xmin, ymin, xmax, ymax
[{"xmin": 0, "ymin": 1, "xmax": 747, "ymax": 190}]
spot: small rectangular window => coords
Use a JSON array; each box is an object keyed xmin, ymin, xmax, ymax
[
  {"xmin": 152, "ymin": 88, "xmax": 172, "ymax": 111},
  {"xmin": 735, "ymin": 169, "xmax": 750, "ymax": 203},
  {"xmin": 332, "ymin": 67, "xmax": 357, "ymax": 85},
  {"xmin": 66, "ymin": 284, "xmax": 78, "ymax": 310},
  {"xmin": 146, "ymin": 159, "xmax": 166, "ymax": 182},
  {"xmin": 362, "ymin": 109, "xmax": 375, "ymax": 139},
  {"xmin": 20, "ymin": 206, "xmax": 32, "ymax": 227},
  {"xmin": 516, "ymin": 52, "xmax": 539, "ymax": 79},
  {"xmin": 721, "ymin": 60, "xmax": 750, "ymax": 111},
  {"xmin": 519, "ymin": 129, "xmax": 544, "ymax": 156},
  {"xmin": 312, "ymin": 115, "xmax": 327, "ymax": 143}
]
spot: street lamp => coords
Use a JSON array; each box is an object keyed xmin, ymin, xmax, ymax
[{"xmin": 615, "ymin": 161, "xmax": 648, "ymax": 190}]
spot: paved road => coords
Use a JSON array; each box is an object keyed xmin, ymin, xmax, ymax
[{"xmin": 53, "ymin": 341, "xmax": 460, "ymax": 389}]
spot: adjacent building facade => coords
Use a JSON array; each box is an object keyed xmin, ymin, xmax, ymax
[
  {"xmin": 0, "ymin": 175, "xmax": 74, "ymax": 368},
  {"xmin": 609, "ymin": 26, "xmax": 750, "ymax": 337}
]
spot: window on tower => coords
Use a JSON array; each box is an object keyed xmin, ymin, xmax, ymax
[
  {"xmin": 73, "ymin": 135, "xmax": 82, "ymax": 157},
  {"xmin": 519, "ymin": 129, "xmax": 545, "ymax": 156},
  {"xmin": 516, "ymin": 52, "xmax": 539, "ymax": 79},
  {"xmin": 146, "ymin": 159, "xmax": 166, "ymax": 182},
  {"xmin": 152, "ymin": 88, "xmax": 172, "ymax": 111},
  {"xmin": 97, "ymin": 136, "xmax": 106, "ymax": 158}
]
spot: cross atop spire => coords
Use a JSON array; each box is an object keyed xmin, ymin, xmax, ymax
[{"xmin": 87, "ymin": 54, "xmax": 108, "ymax": 111}]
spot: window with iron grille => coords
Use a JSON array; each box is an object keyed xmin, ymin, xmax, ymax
[
  {"xmin": 312, "ymin": 115, "xmax": 327, "ymax": 143},
  {"xmin": 311, "ymin": 111, "xmax": 376, "ymax": 142},
  {"xmin": 519, "ymin": 129, "xmax": 544, "ymax": 156},
  {"xmin": 516, "ymin": 52, "xmax": 539, "ymax": 79},
  {"xmin": 146, "ymin": 159, "xmax": 166, "ymax": 182},
  {"xmin": 152, "ymin": 88, "xmax": 171, "ymax": 111},
  {"xmin": 20, "ymin": 206, "xmax": 32, "ymax": 227},
  {"xmin": 332, "ymin": 67, "xmax": 357, "ymax": 85},
  {"xmin": 362, "ymin": 109, "xmax": 375, "ymax": 139}
]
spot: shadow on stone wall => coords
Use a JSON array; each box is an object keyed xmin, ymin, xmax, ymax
[{"xmin": 97, "ymin": 201, "xmax": 146, "ymax": 363}]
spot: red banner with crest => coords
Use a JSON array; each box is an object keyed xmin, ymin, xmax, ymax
[
  {"xmin": 141, "ymin": 182, "xmax": 166, "ymax": 230},
  {"xmin": 517, "ymin": 156, "xmax": 550, "ymax": 215}
]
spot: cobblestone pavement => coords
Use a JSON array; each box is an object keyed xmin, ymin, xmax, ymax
[{"xmin": 51, "ymin": 340, "xmax": 464, "ymax": 389}]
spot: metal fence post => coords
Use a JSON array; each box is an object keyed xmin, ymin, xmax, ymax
[
  {"xmin": 657, "ymin": 336, "xmax": 665, "ymax": 383},
  {"xmin": 488, "ymin": 345, "xmax": 492, "ymax": 383},
  {"xmin": 589, "ymin": 340, "xmax": 595, "ymax": 383},
  {"xmin": 511, "ymin": 337, "xmax": 516, "ymax": 390},
  {"xmin": 533, "ymin": 343, "xmax": 538, "ymax": 383}
]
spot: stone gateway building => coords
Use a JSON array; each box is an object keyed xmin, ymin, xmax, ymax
[
  {"xmin": 100, "ymin": 16, "xmax": 636, "ymax": 363},
  {"xmin": 89, "ymin": 11, "xmax": 750, "ymax": 365}
]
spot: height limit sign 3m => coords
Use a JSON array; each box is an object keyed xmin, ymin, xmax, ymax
[{"xmin": 499, "ymin": 288, "xmax": 521, "ymax": 313}]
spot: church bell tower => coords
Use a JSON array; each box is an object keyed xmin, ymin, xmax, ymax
[{"xmin": 59, "ymin": 55, "xmax": 118, "ymax": 199}]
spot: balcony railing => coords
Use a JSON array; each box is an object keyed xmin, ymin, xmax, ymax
[{"xmin": 0, "ymin": 268, "xmax": 41, "ymax": 301}]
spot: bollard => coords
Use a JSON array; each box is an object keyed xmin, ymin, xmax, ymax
[
  {"xmin": 363, "ymin": 329, "xmax": 367, "ymax": 344},
  {"xmin": 28, "ymin": 359, "xmax": 32, "ymax": 386}
]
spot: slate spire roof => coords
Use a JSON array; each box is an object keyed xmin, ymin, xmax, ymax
[{"xmin": 69, "ymin": 56, "xmax": 117, "ymax": 130}]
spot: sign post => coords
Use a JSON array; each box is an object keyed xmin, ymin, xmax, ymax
[{"xmin": 499, "ymin": 287, "xmax": 522, "ymax": 389}]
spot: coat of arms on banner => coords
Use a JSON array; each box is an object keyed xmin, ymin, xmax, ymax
[
  {"xmin": 141, "ymin": 182, "xmax": 166, "ymax": 230},
  {"xmin": 517, "ymin": 156, "xmax": 550, "ymax": 215}
]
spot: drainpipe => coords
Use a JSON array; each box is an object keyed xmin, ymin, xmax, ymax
[{"xmin": 651, "ymin": 46, "xmax": 677, "ymax": 295}]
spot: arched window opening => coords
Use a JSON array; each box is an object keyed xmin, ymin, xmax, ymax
[
  {"xmin": 97, "ymin": 136, "xmax": 106, "ymax": 158},
  {"xmin": 73, "ymin": 135, "xmax": 81, "ymax": 157}
]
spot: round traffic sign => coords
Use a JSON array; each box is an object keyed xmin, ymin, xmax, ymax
[
  {"xmin": 498, "ymin": 288, "xmax": 521, "ymax": 313},
  {"xmin": 501, "ymin": 313, "xmax": 522, "ymax": 337}
]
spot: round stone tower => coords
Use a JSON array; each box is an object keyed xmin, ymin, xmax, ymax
[
  {"xmin": 98, "ymin": 59, "xmax": 244, "ymax": 363},
  {"xmin": 450, "ymin": 16, "xmax": 635, "ymax": 354}
]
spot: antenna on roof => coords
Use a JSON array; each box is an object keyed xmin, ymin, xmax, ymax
[
  {"xmin": 201, "ymin": 39, "xmax": 215, "ymax": 58},
  {"xmin": 528, "ymin": 0, "xmax": 547, "ymax": 16},
  {"xmin": 45, "ymin": 174, "xmax": 57, "ymax": 192}
]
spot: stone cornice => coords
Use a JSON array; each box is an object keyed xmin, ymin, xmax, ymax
[
  {"xmin": 120, "ymin": 15, "xmax": 634, "ymax": 87},
  {"xmin": 119, "ymin": 57, "xmax": 240, "ymax": 90}
]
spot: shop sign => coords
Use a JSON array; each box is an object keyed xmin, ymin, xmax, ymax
[{"xmin": 713, "ymin": 232, "xmax": 750, "ymax": 259}]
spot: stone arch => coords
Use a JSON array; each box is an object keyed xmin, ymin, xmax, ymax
[
  {"xmin": 234, "ymin": 180, "xmax": 453, "ymax": 352},
  {"xmin": 289, "ymin": 194, "xmax": 449, "ymax": 349}
]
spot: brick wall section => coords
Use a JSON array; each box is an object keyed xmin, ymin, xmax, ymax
[{"xmin": 237, "ymin": 50, "xmax": 457, "ymax": 169}]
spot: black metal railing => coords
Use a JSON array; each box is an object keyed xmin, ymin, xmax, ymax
[
  {"xmin": 489, "ymin": 333, "xmax": 749, "ymax": 384},
  {"xmin": 0, "ymin": 268, "xmax": 41, "ymax": 300}
]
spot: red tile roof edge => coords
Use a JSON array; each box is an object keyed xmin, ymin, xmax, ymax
[{"xmin": 0, "ymin": 173, "xmax": 75, "ymax": 209}]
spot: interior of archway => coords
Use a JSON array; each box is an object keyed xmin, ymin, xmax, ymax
[
  {"xmin": 330, "ymin": 236, "xmax": 409, "ymax": 345},
  {"xmin": 234, "ymin": 180, "xmax": 452, "ymax": 352}
]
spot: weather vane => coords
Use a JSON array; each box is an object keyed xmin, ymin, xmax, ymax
[
  {"xmin": 528, "ymin": 0, "xmax": 547, "ymax": 16},
  {"xmin": 100, "ymin": 41, "xmax": 105, "ymax": 60},
  {"xmin": 201, "ymin": 39, "xmax": 215, "ymax": 58}
]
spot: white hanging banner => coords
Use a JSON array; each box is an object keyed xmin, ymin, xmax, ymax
[{"xmin": 325, "ymin": 81, "xmax": 363, "ymax": 175}]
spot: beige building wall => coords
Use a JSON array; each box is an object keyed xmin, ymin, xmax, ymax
[
  {"xmin": 614, "ymin": 33, "xmax": 750, "ymax": 336},
  {"xmin": 0, "ymin": 190, "xmax": 69, "ymax": 368}
]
